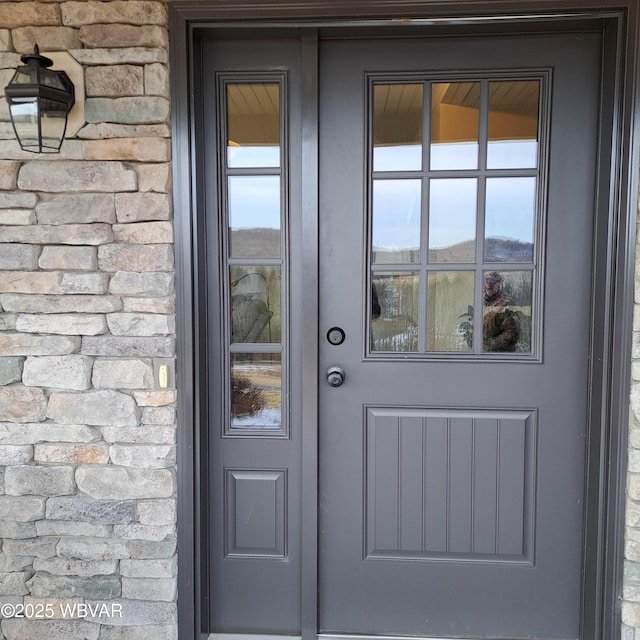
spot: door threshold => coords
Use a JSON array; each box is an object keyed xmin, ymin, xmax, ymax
[{"xmin": 210, "ymin": 635, "xmax": 302, "ymax": 640}]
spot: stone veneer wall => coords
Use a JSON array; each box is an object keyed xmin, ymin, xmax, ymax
[
  {"xmin": 0, "ymin": 2, "xmax": 639, "ymax": 640},
  {"xmin": 0, "ymin": 2, "xmax": 177, "ymax": 639}
]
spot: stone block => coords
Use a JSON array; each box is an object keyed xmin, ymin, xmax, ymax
[
  {"xmin": 126, "ymin": 540, "xmax": 176, "ymax": 560},
  {"xmin": 46, "ymin": 497, "xmax": 137, "ymax": 524},
  {"xmin": 0, "ymin": 520, "xmax": 36, "ymax": 539},
  {"xmin": 0, "ymin": 423, "xmax": 100, "ymax": 445},
  {"xmin": 16, "ymin": 314, "xmax": 108, "ymax": 336},
  {"xmin": 0, "ymin": 333, "xmax": 80, "ymax": 356},
  {"xmin": 0, "ymin": 3, "xmax": 59, "ymax": 29},
  {"xmin": 122, "ymin": 297, "xmax": 175, "ymax": 314},
  {"xmin": 81, "ymin": 336, "xmax": 175, "ymax": 357},
  {"xmin": 84, "ymin": 137, "xmax": 171, "ymax": 162},
  {"xmin": 120, "ymin": 557, "xmax": 176, "ymax": 579},
  {"xmin": 0, "ymin": 357, "xmax": 24, "ymax": 386},
  {"xmin": 22, "ymin": 355, "xmax": 93, "ymax": 390},
  {"xmin": 71, "ymin": 48, "xmax": 168, "ymax": 67},
  {"xmin": 35, "ymin": 520, "xmax": 110, "ymax": 538},
  {"xmin": 0, "ymin": 223, "xmax": 114, "ymax": 245},
  {"xmin": 38, "ymin": 246, "xmax": 98, "ymax": 271},
  {"xmin": 100, "ymin": 426, "xmax": 174, "ymax": 445},
  {"xmin": 107, "ymin": 313, "xmax": 175, "ymax": 337},
  {"xmin": 3, "ymin": 536, "xmax": 58, "ymax": 559},
  {"xmin": 0, "ymin": 572, "xmax": 28, "ymax": 596},
  {"xmin": 0, "ymin": 271, "xmax": 62, "ymax": 294},
  {"xmin": 0, "ymin": 29, "xmax": 8, "ymax": 52},
  {"xmin": 0, "ymin": 244, "xmax": 40, "ymax": 270},
  {"xmin": 0, "ymin": 387, "xmax": 47, "ymax": 422},
  {"xmin": 1, "ymin": 293, "xmax": 121, "ymax": 314},
  {"xmin": 0, "ymin": 554, "xmax": 32, "ymax": 573},
  {"xmin": 34, "ymin": 443, "xmax": 109, "ymax": 465},
  {"xmin": 98, "ymin": 624, "xmax": 177, "ymax": 640},
  {"xmin": 62, "ymin": 1, "xmax": 168, "ymax": 26},
  {"xmin": 115, "ymin": 192, "xmax": 171, "ymax": 222},
  {"xmin": 141, "ymin": 406, "xmax": 176, "ymax": 426},
  {"xmin": 1, "ymin": 618, "xmax": 100, "ymax": 640},
  {"xmin": 0, "ymin": 192, "xmax": 37, "ymax": 208},
  {"xmin": 86, "ymin": 65, "xmax": 144, "ymax": 97},
  {"xmin": 56, "ymin": 536, "xmax": 130, "ymax": 561},
  {"xmin": 0, "ymin": 445, "xmax": 32, "ymax": 465},
  {"xmin": 114, "ymin": 524, "xmax": 174, "ymax": 541},
  {"xmin": 76, "ymin": 466, "xmax": 174, "ymax": 500},
  {"xmin": 110, "ymin": 444, "xmax": 175, "ymax": 468},
  {"xmin": 83, "ymin": 598, "xmax": 175, "ymax": 626},
  {"xmin": 85, "ymin": 96, "xmax": 169, "ymax": 125},
  {"xmin": 113, "ymin": 221, "xmax": 173, "ymax": 244},
  {"xmin": 60, "ymin": 272, "xmax": 109, "ymax": 294},
  {"xmin": 47, "ymin": 390, "xmax": 139, "ymax": 426},
  {"xmin": 137, "ymin": 163, "xmax": 171, "ymax": 193},
  {"xmin": 33, "ymin": 557, "xmax": 117, "ymax": 577},
  {"xmin": 122, "ymin": 577, "xmax": 176, "ymax": 601},
  {"xmin": 0, "ymin": 313, "xmax": 17, "ymax": 330},
  {"xmin": 78, "ymin": 123, "xmax": 171, "ymax": 140},
  {"xmin": 138, "ymin": 499, "xmax": 176, "ymax": 526},
  {"xmin": 0, "ymin": 161, "xmax": 19, "ymax": 189},
  {"xmin": 0, "ymin": 496, "xmax": 46, "ymax": 521},
  {"xmin": 98, "ymin": 244, "xmax": 174, "ymax": 272},
  {"xmin": 110, "ymin": 272, "xmax": 173, "ymax": 297},
  {"xmin": 23, "ymin": 596, "xmax": 85, "ymax": 621},
  {"xmin": 27, "ymin": 572, "xmax": 121, "ymax": 599},
  {"xmin": 0, "ymin": 209, "xmax": 36, "ymax": 225},
  {"xmin": 12, "ymin": 26, "xmax": 81, "ymax": 53},
  {"xmin": 36, "ymin": 194, "xmax": 116, "ymax": 225},
  {"xmin": 80, "ymin": 24, "xmax": 168, "ymax": 49},
  {"xmin": 145, "ymin": 63, "xmax": 170, "ymax": 97},
  {"xmin": 5, "ymin": 465, "xmax": 75, "ymax": 496},
  {"xmin": 18, "ymin": 161, "xmax": 137, "ymax": 193},
  {"xmin": 132, "ymin": 390, "xmax": 176, "ymax": 407},
  {"xmin": 92, "ymin": 358, "xmax": 154, "ymax": 390}
]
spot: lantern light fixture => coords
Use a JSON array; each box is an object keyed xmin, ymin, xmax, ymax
[{"xmin": 3, "ymin": 44, "xmax": 76, "ymax": 153}]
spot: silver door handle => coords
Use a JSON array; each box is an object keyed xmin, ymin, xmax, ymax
[{"xmin": 326, "ymin": 366, "xmax": 345, "ymax": 387}]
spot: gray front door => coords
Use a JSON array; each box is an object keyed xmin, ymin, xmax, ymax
[
  {"xmin": 318, "ymin": 34, "xmax": 600, "ymax": 639},
  {"xmin": 203, "ymin": 28, "xmax": 602, "ymax": 640}
]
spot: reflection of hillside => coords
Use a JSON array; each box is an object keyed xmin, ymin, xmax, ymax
[
  {"xmin": 231, "ymin": 228, "xmax": 280, "ymax": 258},
  {"xmin": 374, "ymin": 237, "xmax": 533, "ymax": 263}
]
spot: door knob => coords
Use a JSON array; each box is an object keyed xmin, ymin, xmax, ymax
[{"xmin": 326, "ymin": 366, "xmax": 345, "ymax": 387}]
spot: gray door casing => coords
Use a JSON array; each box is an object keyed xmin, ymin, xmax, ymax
[{"xmin": 169, "ymin": 3, "xmax": 640, "ymax": 639}]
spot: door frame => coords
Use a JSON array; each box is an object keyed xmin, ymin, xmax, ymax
[{"xmin": 169, "ymin": 3, "xmax": 640, "ymax": 639}]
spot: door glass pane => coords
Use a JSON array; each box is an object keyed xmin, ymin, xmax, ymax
[
  {"xmin": 429, "ymin": 178, "xmax": 477, "ymax": 263},
  {"xmin": 372, "ymin": 179, "xmax": 421, "ymax": 264},
  {"xmin": 482, "ymin": 270, "xmax": 532, "ymax": 353},
  {"xmin": 231, "ymin": 353, "xmax": 282, "ymax": 429},
  {"xmin": 430, "ymin": 82, "xmax": 480, "ymax": 170},
  {"xmin": 228, "ymin": 175, "xmax": 280, "ymax": 258},
  {"xmin": 227, "ymin": 83, "xmax": 280, "ymax": 168},
  {"xmin": 373, "ymin": 84, "xmax": 423, "ymax": 171},
  {"xmin": 231, "ymin": 266, "xmax": 281, "ymax": 344},
  {"xmin": 487, "ymin": 80, "xmax": 539, "ymax": 169},
  {"xmin": 371, "ymin": 272, "xmax": 419, "ymax": 352},
  {"xmin": 427, "ymin": 271, "xmax": 475, "ymax": 352},
  {"xmin": 484, "ymin": 178, "xmax": 536, "ymax": 262}
]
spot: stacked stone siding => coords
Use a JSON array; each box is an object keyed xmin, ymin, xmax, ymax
[{"xmin": 0, "ymin": 2, "xmax": 176, "ymax": 639}]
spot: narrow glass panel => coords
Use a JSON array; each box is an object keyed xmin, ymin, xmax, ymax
[
  {"xmin": 487, "ymin": 80, "xmax": 539, "ymax": 169},
  {"xmin": 373, "ymin": 84, "xmax": 423, "ymax": 171},
  {"xmin": 370, "ymin": 272, "xmax": 419, "ymax": 352},
  {"xmin": 227, "ymin": 83, "xmax": 280, "ymax": 168},
  {"xmin": 482, "ymin": 270, "xmax": 532, "ymax": 353},
  {"xmin": 430, "ymin": 82, "xmax": 480, "ymax": 170},
  {"xmin": 485, "ymin": 177, "xmax": 536, "ymax": 262},
  {"xmin": 427, "ymin": 271, "xmax": 475, "ymax": 352},
  {"xmin": 429, "ymin": 178, "xmax": 477, "ymax": 263},
  {"xmin": 231, "ymin": 266, "xmax": 281, "ymax": 344},
  {"xmin": 231, "ymin": 353, "xmax": 282, "ymax": 429},
  {"xmin": 372, "ymin": 179, "xmax": 421, "ymax": 264},
  {"xmin": 228, "ymin": 176, "xmax": 280, "ymax": 258}
]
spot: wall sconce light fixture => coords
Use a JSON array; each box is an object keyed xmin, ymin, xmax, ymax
[{"xmin": 4, "ymin": 45, "xmax": 75, "ymax": 153}]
